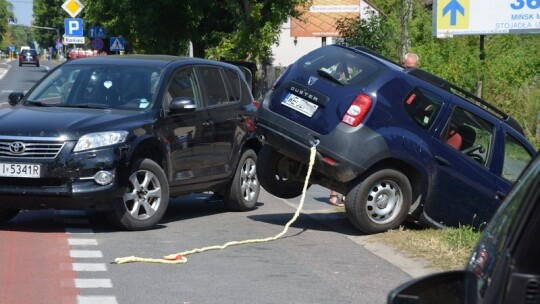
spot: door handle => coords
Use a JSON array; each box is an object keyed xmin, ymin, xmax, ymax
[
  {"xmin": 495, "ymin": 191, "xmax": 506, "ymax": 201},
  {"xmin": 203, "ymin": 120, "xmax": 214, "ymax": 127},
  {"xmin": 434, "ymin": 155, "xmax": 451, "ymax": 166}
]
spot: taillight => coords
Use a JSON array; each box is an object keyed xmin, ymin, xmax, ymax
[
  {"xmin": 341, "ymin": 93, "xmax": 372, "ymax": 127},
  {"xmin": 252, "ymin": 100, "xmax": 260, "ymax": 108}
]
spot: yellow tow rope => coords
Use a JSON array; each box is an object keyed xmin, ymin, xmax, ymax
[{"xmin": 114, "ymin": 142, "xmax": 318, "ymax": 265}]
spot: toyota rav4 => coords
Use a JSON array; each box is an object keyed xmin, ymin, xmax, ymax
[{"xmin": 0, "ymin": 55, "xmax": 261, "ymax": 230}]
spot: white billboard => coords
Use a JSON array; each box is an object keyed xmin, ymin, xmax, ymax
[{"xmin": 433, "ymin": 0, "xmax": 540, "ymax": 37}]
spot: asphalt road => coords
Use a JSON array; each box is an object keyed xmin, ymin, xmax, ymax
[{"xmin": 0, "ymin": 58, "xmax": 435, "ymax": 304}]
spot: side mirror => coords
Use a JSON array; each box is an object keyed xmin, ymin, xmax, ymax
[
  {"xmin": 387, "ymin": 270, "xmax": 477, "ymax": 304},
  {"xmin": 8, "ymin": 92, "xmax": 24, "ymax": 106},
  {"xmin": 169, "ymin": 97, "xmax": 196, "ymax": 114}
]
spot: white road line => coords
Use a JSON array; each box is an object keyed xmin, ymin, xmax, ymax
[
  {"xmin": 69, "ymin": 238, "xmax": 98, "ymax": 246},
  {"xmin": 73, "ymin": 263, "xmax": 108, "ymax": 272},
  {"xmin": 66, "ymin": 228, "xmax": 95, "ymax": 234},
  {"xmin": 70, "ymin": 250, "xmax": 104, "ymax": 258},
  {"xmin": 75, "ymin": 279, "xmax": 113, "ymax": 288},
  {"xmin": 77, "ymin": 296, "xmax": 118, "ymax": 304}
]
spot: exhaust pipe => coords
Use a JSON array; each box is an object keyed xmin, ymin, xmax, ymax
[{"xmin": 258, "ymin": 135, "xmax": 265, "ymax": 143}]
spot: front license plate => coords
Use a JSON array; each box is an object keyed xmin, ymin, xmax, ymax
[
  {"xmin": 282, "ymin": 93, "xmax": 319, "ymax": 117},
  {"xmin": 0, "ymin": 163, "xmax": 41, "ymax": 178}
]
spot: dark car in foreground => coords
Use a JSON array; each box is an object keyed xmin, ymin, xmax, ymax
[
  {"xmin": 256, "ymin": 45, "xmax": 536, "ymax": 234},
  {"xmin": 19, "ymin": 49, "xmax": 40, "ymax": 67},
  {"xmin": 388, "ymin": 152, "xmax": 540, "ymax": 304},
  {"xmin": 0, "ymin": 55, "xmax": 261, "ymax": 230}
]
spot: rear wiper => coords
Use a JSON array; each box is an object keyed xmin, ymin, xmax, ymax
[{"xmin": 317, "ymin": 69, "xmax": 344, "ymax": 86}]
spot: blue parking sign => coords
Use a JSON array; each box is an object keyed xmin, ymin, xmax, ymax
[{"xmin": 64, "ymin": 18, "xmax": 83, "ymax": 37}]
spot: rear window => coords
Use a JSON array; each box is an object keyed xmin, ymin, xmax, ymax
[
  {"xmin": 296, "ymin": 45, "xmax": 388, "ymax": 86},
  {"xmin": 22, "ymin": 50, "xmax": 37, "ymax": 56}
]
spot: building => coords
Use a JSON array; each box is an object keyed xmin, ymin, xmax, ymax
[{"xmin": 271, "ymin": 0, "xmax": 381, "ymax": 67}]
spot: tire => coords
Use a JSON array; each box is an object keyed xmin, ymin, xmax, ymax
[
  {"xmin": 224, "ymin": 148, "xmax": 260, "ymax": 211},
  {"xmin": 36, "ymin": 62, "xmax": 40, "ymax": 67},
  {"xmin": 106, "ymin": 158, "xmax": 169, "ymax": 231},
  {"xmin": 345, "ymin": 168, "xmax": 411, "ymax": 234},
  {"xmin": 0, "ymin": 208, "xmax": 20, "ymax": 224},
  {"xmin": 256, "ymin": 145, "xmax": 305, "ymax": 199}
]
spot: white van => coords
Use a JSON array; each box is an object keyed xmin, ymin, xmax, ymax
[{"xmin": 20, "ymin": 46, "xmax": 30, "ymax": 52}]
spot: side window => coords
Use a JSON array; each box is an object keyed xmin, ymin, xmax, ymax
[
  {"xmin": 197, "ymin": 67, "xmax": 229, "ymax": 106},
  {"xmin": 443, "ymin": 107, "xmax": 494, "ymax": 167},
  {"xmin": 166, "ymin": 67, "xmax": 201, "ymax": 109},
  {"xmin": 223, "ymin": 68, "xmax": 241, "ymax": 102},
  {"xmin": 502, "ymin": 134, "xmax": 532, "ymax": 182},
  {"xmin": 403, "ymin": 87, "xmax": 443, "ymax": 129}
]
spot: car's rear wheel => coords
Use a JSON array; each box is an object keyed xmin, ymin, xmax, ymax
[
  {"xmin": 36, "ymin": 62, "xmax": 40, "ymax": 67},
  {"xmin": 257, "ymin": 145, "xmax": 305, "ymax": 199},
  {"xmin": 0, "ymin": 208, "xmax": 20, "ymax": 224},
  {"xmin": 224, "ymin": 148, "xmax": 260, "ymax": 211},
  {"xmin": 107, "ymin": 158, "xmax": 169, "ymax": 231},
  {"xmin": 345, "ymin": 168, "xmax": 411, "ymax": 234}
]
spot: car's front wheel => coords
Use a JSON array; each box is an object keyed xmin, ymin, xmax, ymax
[
  {"xmin": 0, "ymin": 208, "xmax": 20, "ymax": 224},
  {"xmin": 257, "ymin": 145, "xmax": 305, "ymax": 199},
  {"xmin": 224, "ymin": 148, "xmax": 260, "ymax": 211},
  {"xmin": 345, "ymin": 168, "xmax": 411, "ymax": 234},
  {"xmin": 107, "ymin": 158, "xmax": 169, "ymax": 231}
]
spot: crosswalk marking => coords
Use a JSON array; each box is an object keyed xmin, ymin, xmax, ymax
[
  {"xmin": 75, "ymin": 279, "xmax": 113, "ymax": 288},
  {"xmin": 73, "ymin": 263, "xmax": 107, "ymax": 271}
]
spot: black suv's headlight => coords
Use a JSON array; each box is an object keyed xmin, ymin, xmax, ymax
[{"xmin": 74, "ymin": 131, "xmax": 128, "ymax": 152}]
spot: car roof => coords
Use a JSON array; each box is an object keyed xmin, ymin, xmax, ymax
[{"xmin": 62, "ymin": 55, "xmax": 241, "ymax": 71}]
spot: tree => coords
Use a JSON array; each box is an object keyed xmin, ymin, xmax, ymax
[
  {"xmin": 335, "ymin": 7, "xmax": 386, "ymax": 54},
  {"xmin": 0, "ymin": 0, "xmax": 13, "ymax": 47}
]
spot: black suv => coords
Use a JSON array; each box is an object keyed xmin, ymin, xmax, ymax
[
  {"xmin": 0, "ymin": 55, "xmax": 261, "ymax": 230},
  {"xmin": 388, "ymin": 152, "xmax": 540, "ymax": 304},
  {"xmin": 19, "ymin": 49, "xmax": 40, "ymax": 67},
  {"xmin": 256, "ymin": 45, "xmax": 536, "ymax": 234}
]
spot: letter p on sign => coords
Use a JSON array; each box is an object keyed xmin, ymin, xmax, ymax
[{"xmin": 64, "ymin": 18, "xmax": 83, "ymax": 36}]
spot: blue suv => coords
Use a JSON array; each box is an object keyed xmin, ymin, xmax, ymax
[{"xmin": 256, "ymin": 45, "xmax": 536, "ymax": 234}]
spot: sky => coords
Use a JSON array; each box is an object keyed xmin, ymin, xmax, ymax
[{"xmin": 8, "ymin": 0, "xmax": 34, "ymax": 26}]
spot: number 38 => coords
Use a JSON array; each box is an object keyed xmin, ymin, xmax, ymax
[{"xmin": 511, "ymin": 0, "xmax": 540, "ymax": 9}]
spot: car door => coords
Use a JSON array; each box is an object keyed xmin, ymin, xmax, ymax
[
  {"xmin": 161, "ymin": 66, "xmax": 216, "ymax": 186},
  {"xmin": 424, "ymin": 104, "xmax": 500, "ymax": 228},
  {"xmin": 195, "ymin": 65, "xmax": 245, "ymax": 180}
]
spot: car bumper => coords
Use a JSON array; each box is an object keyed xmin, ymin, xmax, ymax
[
  {"xmin": 256, "ymin": 99, "xmax": 389, "ymax": 184},
  {"xmin": 0, "ymin": 142, "xmax": 128, "ymax": 210}
]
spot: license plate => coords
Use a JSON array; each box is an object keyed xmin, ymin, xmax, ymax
[
  {"xmin": 282, "ymin": 93, "xmax": 319, "ymax": 117},
  {"xmin": 0, "ymin": 163, "xmax": 41, "ymax": 178}
]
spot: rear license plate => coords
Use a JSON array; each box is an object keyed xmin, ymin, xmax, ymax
[
  {"xmin": 0, "ymin": 163, "xmax": 41, "ymax": 178},
  {"xmin": 282, "ymin": 94, "xmax": 319, "ymax": 117}
]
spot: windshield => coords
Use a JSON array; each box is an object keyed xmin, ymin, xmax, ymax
[{"xmin": 25, "ymin": 64, "xmax": 163, "ymax": 110}]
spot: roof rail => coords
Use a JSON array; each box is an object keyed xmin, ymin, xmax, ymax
[{"xmin": 407, "ymin": 69, "xmax": 525, "ymax": 135}]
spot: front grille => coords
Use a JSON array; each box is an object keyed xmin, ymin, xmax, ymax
[{"xmin": 0, "ymin": 137, "xmax": 66, "ymax": 159}]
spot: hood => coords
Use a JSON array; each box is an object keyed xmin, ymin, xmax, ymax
[{"xmin": 0, "ymin": 106, "xmax": 151, "ymax": 139}]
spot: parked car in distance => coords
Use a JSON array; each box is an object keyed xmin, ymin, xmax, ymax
[
  {"xmin": 66, "ymin": 48, "xmax": 98, "ymax": 60},
  {"xmin": 18, "ymin": 49, "xmax": 39, "ymax": 67},
  {"xmin": 0, "ymin": 55, "xmax": 261, "ymax": 230},
  {"xmin": 387, "ymin": 151, "xmax": 540, "ymax": 304},
  {"xmin": 255, "ymin": 45, "xmax": 536, "ymax": 234}
]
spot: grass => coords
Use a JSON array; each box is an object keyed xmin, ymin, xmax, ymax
[{"xmin": 372, "ymin": 225, "xmax": 482, "ymax": 271}]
